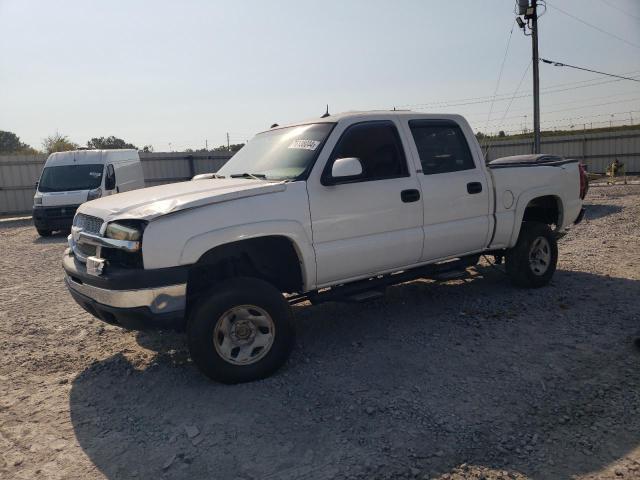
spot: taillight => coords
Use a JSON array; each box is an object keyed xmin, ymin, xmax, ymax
[{"xmin": 578, "ymin": 163, "xmax": 588, "ymax": 199}]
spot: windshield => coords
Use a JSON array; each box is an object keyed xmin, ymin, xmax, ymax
[
  {"xmin": 38, "ymin": 164, "xmax": 104, "ymax": 192},
  {"xmin": 217, "ymin": 123, "xmax": 334, "ymax": 180}
]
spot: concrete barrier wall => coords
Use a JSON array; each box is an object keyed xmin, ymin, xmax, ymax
[
  {"xmin": 2, "ymin": 128, "xmax": 639, "ymax": 214},
  {"xmin": 484, "ymin": 129, "xmax": 640, "ymax": 173}
]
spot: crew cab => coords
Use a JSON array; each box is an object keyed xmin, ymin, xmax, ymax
[{"xmin": 62, "ymin": 111, "xmax": 586, "ymax": 383}]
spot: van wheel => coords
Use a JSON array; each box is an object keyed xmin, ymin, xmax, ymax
[
  {"xmin": 37, "ymin": 228, "xmax": 52, "ymax": 237},
  {"xmin": 187, "ymin": 277, "xmax": 295, "ymax": 384},
  {"xmin": 505, "ymin": 222, "xmax": 558, "ymax": 288}
]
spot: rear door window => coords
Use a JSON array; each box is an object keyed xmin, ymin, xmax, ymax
[{"xmin": 409, "ymin": 121, "xmax": 475, "ymax": 175}]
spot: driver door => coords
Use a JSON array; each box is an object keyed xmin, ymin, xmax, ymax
[{"xmin": 306, "ymin": 120, "xmax": 424, "ymax": 286}]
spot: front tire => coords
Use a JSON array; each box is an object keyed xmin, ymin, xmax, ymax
[
  {"xmin": 187, "ymin": 277, "xmax": 295, "ymax": 384},
  {"xmin": 36, "ymin": 228, "xmax": 52, "ymax": 237},
  {"xmin": 505, "ymin": 222, "xmax": 558, "ymax": 288}
]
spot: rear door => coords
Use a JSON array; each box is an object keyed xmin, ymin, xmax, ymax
[
  {"xmin": 307, "ymin": 120, "xmax": 424, "ymax": 286},
  {"xmin": 402, "ymin": 119, "xmax": 491, "ymax": 261}
]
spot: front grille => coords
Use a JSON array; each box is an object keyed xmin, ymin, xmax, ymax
[
  {"xmin": 73, "ymin": 213, "xmax": 103, "ymax": 234},
  {"xmin": 42, "ymin": 206, "xmax": 78, "ymax": 218}
]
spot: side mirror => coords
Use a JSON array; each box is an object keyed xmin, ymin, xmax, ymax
[
  {"xmin": 34, "ymin": 181, "xmax": 39, "ymax": 190},
  {"xmin": 330, "ymin": 157, "xmax": 363, "ymax": 181}
]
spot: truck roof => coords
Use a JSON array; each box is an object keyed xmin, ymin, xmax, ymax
[
  {"xmin": 262, "ymin": 110, "xmax": 468, "ymax": 133},
  {"xmin": 45, "ymin": 149, "xmax": 139, "ymax": 167}
]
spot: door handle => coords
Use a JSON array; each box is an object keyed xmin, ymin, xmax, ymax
[
  {"xmin": 467, "ymin": 182, "xmax": 483, "ymax": 194},
  {"xmin": 401, "ymin": 189, "xmax": 420, "ymax": 203}
]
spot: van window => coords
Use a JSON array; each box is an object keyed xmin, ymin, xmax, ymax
[
  {"xmin": 38, "ymin": 164, "xmax": 104, "ymax": 192},
  {"xmin": 409, "ymin": 121, "xmax": 475, "ymax": 175},
  {"xmin": 105, "ymin": 164, "xmax": 116, "ymax": 190}
]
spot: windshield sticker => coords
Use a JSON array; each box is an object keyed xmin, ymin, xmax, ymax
[
  {"xmin": 288, "ymin": 139, "xmax": 321, "ymax": 151},
  {"xmin": 89, "ymin": 172, "xmax": 103, "ymax": 177}
]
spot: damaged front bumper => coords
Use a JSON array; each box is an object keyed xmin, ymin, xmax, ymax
[{"xmin": 62, "ymin": 250, "xmax": 188, "ymax": 331}]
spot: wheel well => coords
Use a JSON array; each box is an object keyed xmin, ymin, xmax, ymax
[
  {"xmin": 186, "ymin": 236, "xmax": 303, "ymax": 309},
  {"xmin": 522, "ymin": 195, "xmax": 561, "ymax": 227}
]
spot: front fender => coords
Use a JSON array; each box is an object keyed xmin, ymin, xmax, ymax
[{"xmin": 179, "ymin": 221, "xmax": 317, "ymax": 291}]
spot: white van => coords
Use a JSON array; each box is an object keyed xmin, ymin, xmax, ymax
[{"xmin": 33, "ymin": 149, "xmax": 144, "ymax": 236}]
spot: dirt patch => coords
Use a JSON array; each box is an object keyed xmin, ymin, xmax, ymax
[{"xmin": 1, "ymin": 185, "xmax": 639, "ymax": 479}]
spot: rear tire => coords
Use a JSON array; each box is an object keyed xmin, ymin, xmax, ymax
[
  {"xmin": 187, "ymin": 277, "xmax": 295, "ymax": 384},
  {"xmin": 505, "ymin": 222, "xmax": 557, "ymax": 288},
  {"xmin": 36, "ymin": 228, "xmax": 52, "ymax": 237}
]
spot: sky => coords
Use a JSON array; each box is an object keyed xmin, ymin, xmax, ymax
[{"xmin": 1, "ymin": 0, "xmax": 639, "ymax": 152}]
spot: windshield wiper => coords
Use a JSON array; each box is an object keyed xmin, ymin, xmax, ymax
[{"xmin": 229, "ymin": 172, "xmax": 267, "ymax": 180}]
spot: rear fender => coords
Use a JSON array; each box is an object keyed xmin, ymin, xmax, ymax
[{"xmin": 509, "ymin": 188, "xmax": 564, "ymax": 247}]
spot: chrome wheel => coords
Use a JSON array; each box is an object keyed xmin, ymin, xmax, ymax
[
  {"xmin": 213, "ymin": 305, "xmax": 275, "ymax": 365},
  {"xmin": 528, "ymin": 236, "xmax": 551, "ymax": 276}
]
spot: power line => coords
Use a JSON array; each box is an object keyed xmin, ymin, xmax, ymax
[
  {"xmin": 483, "ymin": 116, "xmax": 639, "ymax": 136},
  {"xmin": 498, "ymin": 96, "xmax": 640, "ymax": 119},
  {"xmin": 541, "ymin": 58, "xmax": 640, "ymax": 82},
  {"xmin": 463, "ymin": 91, "xmax": 640, "ymax": 120},
  {"xmin": 483, "ymin": 19, "xmax": 516, "ymax": 140},
  {"xmin": 485, "ymin": 59, "xmax": 532, "ymax": 156},
  {"xmin": 546, "ymin": 1, "xmax": 640, "ymax": 49},
  {"xmin": 398, "ymin": 71, "xmax": 640, "ymax": 109},
  {"xmin": 477, "ymin": 109, "xmax": 640, "ymax": 131},
  {"xmin": 598, "ymin": 0, "xmax": 640, "ymax": 21}
]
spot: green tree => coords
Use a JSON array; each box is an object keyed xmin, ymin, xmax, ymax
[
  {"xmin": 141, "ymin": 145, "xmax": 153, "ymax": 152},
  {"xmin": 42, "ymin": 132, "xmax": 78, "ymax": 154},
  {"xmin": 87, "ymin": 136, "xmax": 137, "ymax": 150},
  {"xmin": 0, "ymin": 130, "xmax": 38, "ymax": 154},
  {"xmin": 213, "ymin": 143, "xmax": 244, "ymax": 152}
]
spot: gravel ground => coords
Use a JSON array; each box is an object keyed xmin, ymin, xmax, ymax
[{"xmin": 1, "ymin": 184, "xmax": 639, "ymax": 480}]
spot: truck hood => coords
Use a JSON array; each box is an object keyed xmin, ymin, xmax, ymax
[{"xmin": 77, "ymin": 178, "xmax": 287, "ymax": 223}]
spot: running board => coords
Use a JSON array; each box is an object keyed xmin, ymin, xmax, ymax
[
  {"xmin": 288, "ymin": 254, "xmax": 480, "ymax": 306},
  {"xmin": 344, "ymin": 289, "xmax": 385, "ymax": 303}
]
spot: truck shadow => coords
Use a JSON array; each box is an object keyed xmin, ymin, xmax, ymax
[
  {"xmin": 69, "ymin": 267, "xmax": 640, "ymax": 480},
  {"xmin": 583, "ymin": 203, "xmax": 623, "ymax": 221},
  {"xmin": 33, "ymin": 231, "xmax": 69, "ymax": 244}
]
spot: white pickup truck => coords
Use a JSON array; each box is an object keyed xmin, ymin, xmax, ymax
[{"xmin": 63, "ymin": 111, "xmax": 587, "ymax": 383}]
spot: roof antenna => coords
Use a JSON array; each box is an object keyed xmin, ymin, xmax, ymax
[
  {"xmin": 270, "ymin": 123, "xmax": 279, "ymax": 128},
  {"xmin": 321, "ymin": 104, "xmax": 330, "ymax": 118}
]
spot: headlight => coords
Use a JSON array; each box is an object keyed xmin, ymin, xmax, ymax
[
  {"xmin": 34, "ymin": 197, "xmax": 42, "ymax": 205},
  {"xmin": 105, "ymin": 222, "xmax": 143, "ymax": 241},
  {"xmin": 87, "ymin": 187, "xmax": 102, "ymax": 201}
]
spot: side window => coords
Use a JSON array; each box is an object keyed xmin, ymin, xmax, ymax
[
  {"xmin": 409, "ymin": 121, "xmax": 475, "ymax": 175},
  {"xmin": 326, "ymin": 121, "xmax": 408, "ymax": 182},
  {"xmin": 105, "ymin": 164, "xmax": 116, "ymax": 190}
]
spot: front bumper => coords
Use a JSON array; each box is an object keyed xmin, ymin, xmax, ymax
[
  {"xmin": 33, "ymin": 205, "xmax": 79, "ymax": 231},
  {"xmin": 63, "ymin": 252, "xmax": 188, "ymax": 331}
]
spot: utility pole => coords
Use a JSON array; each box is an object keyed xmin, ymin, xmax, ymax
[
  {"xmin": 205, "ymin": 139, "xmax": 208, "ymax": 151},
  {"xmin": 516, "ymin": 0, "xmax": 541, "ymax": 153},
  {"xmin": 226, "ymin": 132, "xmax": 230, "ymax": 151},
  {"xmin": 531, "ymin": 0, "xmax": 541, "ymax": 153}
]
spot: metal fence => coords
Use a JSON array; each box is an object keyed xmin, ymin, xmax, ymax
[
  {"xmin": 484, "ymin": 129, "xmax": 640, "ymax": 173},
  {"xmin": 1, "ymin": 128, "xmax": 639, "ymax": 214},
  {"xmin": 0, "ymin": 152, "xmax": 233, "ymax": 215}
]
